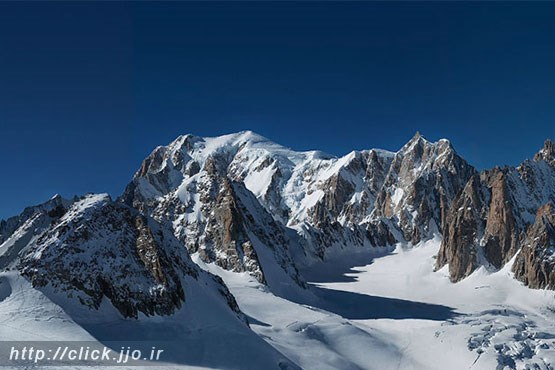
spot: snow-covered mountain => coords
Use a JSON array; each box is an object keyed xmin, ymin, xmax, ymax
[
  {"xmin": 122, "ymin": 131, "xmax": 475, "ymax": 288},
  {"xmin": 99, "ymin": 129, "xmax": 555, "ymax": 297},
  {"xmin": 3, "ymin": 130, "xmax": 555, "ymax": 369},
  {"xmin": 121, "ymin": 132, "xmax": 307, "ymax": 298}
]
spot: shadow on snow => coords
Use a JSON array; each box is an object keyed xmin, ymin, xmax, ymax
[
  {"xmin": 311, "ymin": 286, "xmax": 457, "ymax": 321},
  {"xmin": 300, "ymin": 249, "xmax": 458, "ymax": 321}
]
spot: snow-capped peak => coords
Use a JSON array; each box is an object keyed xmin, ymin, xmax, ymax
[{"xmin": 122, "ymin": 130, "xmax": 476, "ymax": 289}]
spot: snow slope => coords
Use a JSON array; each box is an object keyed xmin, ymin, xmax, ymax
[
  {"xmin": 0, "ymin": 270, "xmax": 299, "ymax": 370},
  {"xmin": 199, "ymin": 237, "xmax": 555, "ymax": 370},
  {"xmin": 311, "ymin": 239, "xmax": 555, "ymax": 370}
]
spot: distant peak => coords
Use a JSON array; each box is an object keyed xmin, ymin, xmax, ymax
[
  {"xmin": 533, "ymin": 138, "xmax": 555, "ymax": 163},
  {"xmin": 165, "ymin": 130, "xmax": 273, "ymax": 155},
  {"xmin": 183, "ymin": 130, "xmax": 269, "ymax": 144},
  {"xmin": 401, "ymin": 131, "xmax": 430, "ymax": 151},
  {"xmin": 237, "ymin": 129, "xmax": 257, "ymax": 137},
  {"xmin": 398, "ymin": 131, "xmax": 458, "ymax": 161},
  {"xmin": 235, "ymin": 130, "xmax": 271, "ymax": 143},
  {"xmin": 405, "ymin": 131, "xmax": 425, "ymax": 146},
  {"xmin": 542, "ymin": 138, "xmax": 554, "ymax": 153}
]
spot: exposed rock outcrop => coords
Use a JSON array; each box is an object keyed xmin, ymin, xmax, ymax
[
  {"xmin": 436, "ymin": 175, "xmax": 488, "ymax": 281},
  {"xmin": 437, "ymin": 140, "xmax": 555, "ymax": 284},
  {"xmin": 482, "ymin": 170, "xmax": 520, "ymax": 268},
  {"xmin": 513, "ymin": 203, "xmax": 555, "ymax": 289}
]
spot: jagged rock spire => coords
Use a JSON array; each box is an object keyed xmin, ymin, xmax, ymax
[{"xmin": 534, "ymin": 139, "xmax": 555, "ymax": 163}]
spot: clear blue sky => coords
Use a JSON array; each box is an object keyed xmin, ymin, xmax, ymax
[{"xmin": 1, "ymin": 2, "xmax": 555, "ymax": 219}]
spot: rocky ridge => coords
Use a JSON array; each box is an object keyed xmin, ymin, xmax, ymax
[
  {"xmin": 513, "ymin": 202, "xmax": 555, "ymax": 289},
  {"xmin": 437, "ymin": 139, "xmax": 555, "ymax": 286}
]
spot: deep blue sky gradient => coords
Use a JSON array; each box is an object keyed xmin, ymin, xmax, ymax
[{"xmin": 1, "ymin": 2, "xmax": 555, "ymax": 219}]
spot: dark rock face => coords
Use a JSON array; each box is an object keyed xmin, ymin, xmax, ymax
[
  {"xmin": 437, "ymin": 140, "xmax": 555, "ymax": 284},
  {"xmin": 317, "ymin": 172, "xmax": 356, "ymax": 223},
  {"xmin": 482, "ymin": 171, "xmax": 520, "ymax": 269},
  {"xmin": 513, "ymin": 203, "xmax": 555, "ymax": 289},
  {"xmin": 198, "ymin": 171, "xmax": 268, "ymax": 283},
  {"xmin": 436, "ymin": 175, "xmax": 489, "ymax": 281}
]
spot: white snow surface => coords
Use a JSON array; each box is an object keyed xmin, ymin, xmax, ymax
[
  {"xmin": 0, "ymin": 269, "xmax": 298, "ymax": 370},
  {"xmin": 197, "ymin": 237, "xmax": 555, "ymax": 370}
]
